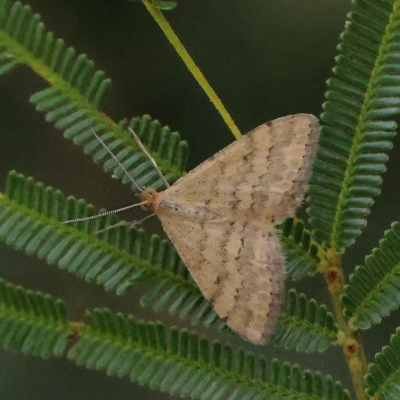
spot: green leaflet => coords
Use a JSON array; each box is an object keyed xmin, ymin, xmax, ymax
[
  {"xmin": 280, "ymin": 218, "xmax": 320, "ymax": 280},
  {"xmin": 151, "ymin": 0, "xmax": 178, "ymax": 10},
  {"xmin": 342, "ymin": 221, "xmax": 400, "ymax": 330},
  {"xmin": 0, "ymin": 0, "xmax": 188, "ymax": 190},
  {"xmin": 0, "ymin": 170, "xmax": 193, "ymax": 296},
  {"xmin": 0, "ymin": 171, "xmax": 333, "ymax": 352},
  {"xmin": 365, "ymin": 326, "xmax": 400, "ymax": 399},
  {"xmin": 68, "ymin": 308, "xmax": 351, "ymax": 400},
  {"xmin": 2, "ymin": 0, "xmax": 389, "ymax": 396},
  {"xmin": 307, "ymin": 0, "xmax": 400, "ymax": 252},
  {"xmin": 0, "ymin": 277, "xmax": 71, "ymax": 358},
  {"xmin": 0, "ymin": 277, "xmax": 345, "ymax": 399},
  {"xmin": 130, "ymin": 0, "xmax": 178, "ymax": 11},
  {"xmin": 143, "ymin": 288, "xmax": 338, "ymax": 354},
  {"xmin": 0, "ymin": 1, "xmax": 111, "ymax": 105},
  {"xmin": 272, "ymin": 289, "xmax": 338, "ymax": 353}
]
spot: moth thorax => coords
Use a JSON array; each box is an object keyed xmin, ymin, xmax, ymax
[{"xmin": 138, "ymin": 188, "xmax": 159, "ymax": 211}]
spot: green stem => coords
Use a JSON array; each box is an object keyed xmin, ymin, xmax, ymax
[
  {"xmin": 142, "ymin": 0, "xmax": 242, "ymax": 140},
  {"xmin": 323, "ymin": 250, "xmax": 369, "ymax": 400}
]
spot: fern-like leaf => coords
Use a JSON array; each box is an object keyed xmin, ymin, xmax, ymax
[
  {"xmin": 307, "ymin": 0, "xmax": 400, "ymax": 252},
  {"xmin": 68, "ymin": 308, "xmax": 351, "ymax": 400},
  {"xmin": 0, "ymin": 0, "xmax": 111, "ymax": 103},
  {"xmin": 0, "ymin": 170, "xmax": 192, "ymax": 295},
  {"xmin": 0, "ymin": 277, "xmax": 70, "ymax": 358},
  {"xmin": 280, "ymin": 218, "xmax": 320, "ymax": 280},
  {"xmin": 0, "ymin": 278, "xmax": 347, "ymax": 398},
  {"xmin": 1, "ymin": 171, "xmax": 337, "ymax": 352},
  {"xmin": 149, "ymin": 0, "xmax": 178, "ymax": 11},
  {"xmin": 342, "ymin": 221, "xmax": 400, "ymax": 330},
  {"xmin": 0, "ymin": 0, "xmax": 188, "ymax": 190},
  {"xmin": 365, "ymin": 326, "xmax": 400, "ymax": 399},
  {"xmin": 272, "ymin": 289, "xmax": 338, "ymax": 353}
]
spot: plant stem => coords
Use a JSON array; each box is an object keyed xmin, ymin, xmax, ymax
[
  {"xmin": 324, "ymin": 250, "xmax": 369, "ymax": 400},
  {"xmin": 142, "ymin": 0, "xmax": 242, "ymax": 140}
]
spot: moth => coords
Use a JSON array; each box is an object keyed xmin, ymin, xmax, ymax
[{"xmin": 67, "ymin": 113, "xmax": 319, "ymax": 345}]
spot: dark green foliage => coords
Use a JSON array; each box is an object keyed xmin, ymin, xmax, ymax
[
  {"xmin": 0, "ymin": 0, "xmax": 111, "ymax": 105},
  {"xmin": 342, "ymin": 221, "xmax": 400, "ymax": 330},
  {"xmin": 68, "ymin": 308, "xmax": 351, "ymax": 400},
  {"xmin": 0, "ymin": 171, "xmax": 193, "ymax": 296},
  {"xmin": 150, "ymin": 0, "xmax": 178, "ymax": 10},
  {"xmin": 128, "ymin": 115, "xmax": 188, "ymax": 188},
  {"xmin": 5, "ymin": 0, "xmax": 400, "ymax": 397},
  {"xmin": 365, "ymin": 326, "xmax": 400, "ymax": 399},
  {"xmin": 31, "ymin": 90, "xmax": 189, "ymax": 189},
  {"xmin": 272, "ymin": 289, "xmax": 338, "ymax": 353},
  {"xmin": 280, "ymin": 218, "xmax": 320, "ymax": 280},
  {"xmin": 0, "ymin": 0, "xmax": 188, "ymax": 191},
  {"xmin": 307, "ymin": 0, "xmax": 399, "ymax": 252},
  {"xmin": 0, "ymin": 0, "xmax": 34, "ymax": 74},
  {"xmin": 0, "ymin": 277, "xmax": 70, "ymax": 358},
  {"xmin": 1, "ymin": 171, "xmax": 337, "ymax": 353}
]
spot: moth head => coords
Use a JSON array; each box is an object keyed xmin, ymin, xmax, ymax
[{"xmin": 138, "ymin": 188, "xmax": 159, "ymax": 211}]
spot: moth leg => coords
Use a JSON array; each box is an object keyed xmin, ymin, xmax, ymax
[{"xmin": 94, "ymin": 213, "xmax": 155, "ymax": 234}]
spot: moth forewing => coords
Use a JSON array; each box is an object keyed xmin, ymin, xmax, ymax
[
  {"xmin": 141, "ymin": 113, "xmax": 319, "ymax": 344},
  {"xmin": 90, "ymin": 114, "xmax": 319, "ymax": 344}
]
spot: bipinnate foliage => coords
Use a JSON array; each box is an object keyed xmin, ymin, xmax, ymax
[
  {"xmin": 0, "ymin": 277, "xmax": 69, "ymax": 358},
  {"xmin": 307, "ymin": 0, "xmax": 400, "ymax": 252},
  {"xmin": 280, "ymin": 218, "xmax": 320, "ymax": 280},
  {"xmin": 149, "ymin": 0, "xmax": 178, "ymax": 10},
  {"xmin": 272, "ymin": 289, "xmax": 337, "ymax": 353},
  {"xmin": 0, "ymin": 0, "xmax": 188, "ymax": 191},
  {"xmin": 69, "ymin": 308, "xmax": 348, "ymax": 400},
  {"xmin": 2, "ymin": 0, "xmax": 400, "ymax": 399},
  {"xmin": 365, "ymin": 327, "xmax": 400, "ymax": 399},
  {"xmin": 343, "ymin": 222, "xmax": 400, "ymax": 330},
  {"xmin": 0, "ymin": 170, "xmax": 337, "ymax": 354},
  {"xmin": 0, "ymin": 279, "xmax": 349, "ymax": 400}
]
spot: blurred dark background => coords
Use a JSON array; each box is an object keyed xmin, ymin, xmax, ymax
[{"xmin": 1, "ymin": 0, "xmax": 400, "ymax": 399}]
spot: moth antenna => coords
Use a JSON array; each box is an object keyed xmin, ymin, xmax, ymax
[
  {"xmin": 91, "ymin": 128, "xmax": 144, "ymax": 193},
  {"xmin": 94, "ymin": 213, "xmax": 156, "ymax": 234},
  {"xmin": 62, "ymin": 202, "xmax": 146, "ymax": 224},
  {"xmin": 128, "ymin": 126, "xmax": 171, "ymax": 189}
]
